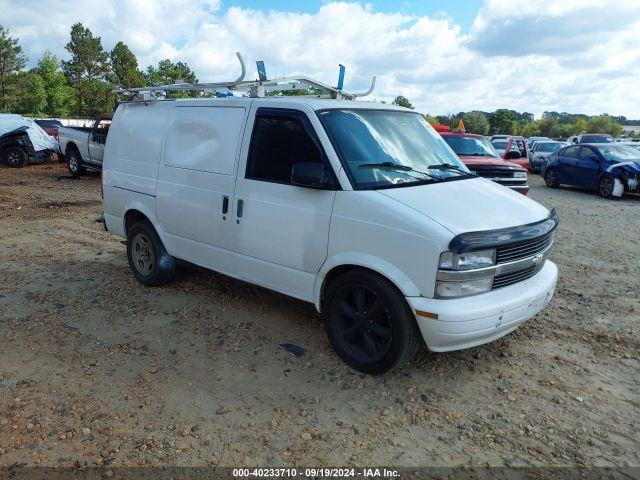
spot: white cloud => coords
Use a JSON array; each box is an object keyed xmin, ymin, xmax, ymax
[
  {"xmin": 1, "ymin": 0, "xmax": 639, "ymax": 117},
  {"xmin": 468, "ymin": 0, "xmax": 640, "ymax": 57}
]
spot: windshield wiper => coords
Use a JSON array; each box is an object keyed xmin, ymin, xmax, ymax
[
  {"xmin": 358, "ymin": 162, "xmax": 441, "ymax": 181},
  {"xmin": 428, "ymin": 163, "xmax": 474, "ymax": 175}
]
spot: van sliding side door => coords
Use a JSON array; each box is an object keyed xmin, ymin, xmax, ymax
[{"xmin": 156, "ymin": 104, "xmax": 249, "ymax": 277}]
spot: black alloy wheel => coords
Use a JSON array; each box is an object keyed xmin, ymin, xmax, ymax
[
  {"xmin": 330, "ymin": 283, "xmax": 393, "ymax": 365},
  {"xmin": 598, "ymin": 175, "xmax": 615, "ymax": 199},
  {"xmin": 545, "ymin": 168, "xmax": 559, "ymax": 188},
  {"xmin": 325, "ymin": 270, "xmax": 420, "ymax": 374}
]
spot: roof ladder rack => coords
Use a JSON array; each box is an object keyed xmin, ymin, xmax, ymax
[{"xmin": 113, "ymin": 52, "xmax": 376, "ymax": 101}]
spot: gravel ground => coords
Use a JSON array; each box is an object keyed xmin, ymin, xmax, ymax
[{"xmin": 0, "ymin": 162, "xmax": 638, "ymax": 469}]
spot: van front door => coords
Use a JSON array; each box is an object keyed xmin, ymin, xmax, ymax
[{"xmin": 232, "ymin": 107, "xmax": 337, "ymax": 301}]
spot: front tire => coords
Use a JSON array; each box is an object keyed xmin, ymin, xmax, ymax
[
  {"xmin": 324, "ymin": 270, "xmax": 420, "ymax": 374},
  {"xmin": 598, "ymin": 174, "xmax": 616, "ymax": 199},
  {"xmin": 3, "ymin": 146, "xmax": 28, "ymax": 168},
  {"xmin": 544, "ymin": 168, "xmax": 559, "ymax": 188},
  {"xmin": 126, "ymin": 221, "xmax": 176, "ymax": 286},
  {"xmin": 66, "ymin": 148, "xmax": 85, "ymax": 177}
]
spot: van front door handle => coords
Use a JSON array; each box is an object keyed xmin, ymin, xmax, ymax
[
  {"xmin": 222, "ymin": 195, "xmax": 229, "ymax": 214},
  {"xmin": 236, "ymin": 199, "xmax": 244, "ymax": 218}
]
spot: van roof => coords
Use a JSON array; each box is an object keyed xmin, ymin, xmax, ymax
[{"xmin": 136, "ymin": 96, "xmax": 412, "ymax": 113}]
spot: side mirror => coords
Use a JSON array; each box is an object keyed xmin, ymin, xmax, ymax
[
  {"xmin": 505, "ymin": 150, "xmax": 521, "ymax": 160},
  {"xmin": 590, "ymin": 155, "xmax": 599, "ymax": 162},
  {"xmin": 291, "ymin": 162, "xmax": 332, "ymax": 189}
]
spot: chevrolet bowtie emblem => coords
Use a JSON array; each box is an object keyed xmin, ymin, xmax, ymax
[{"xmin": 532, "ymin": 253, "xmax": 544, "ymax": 266}]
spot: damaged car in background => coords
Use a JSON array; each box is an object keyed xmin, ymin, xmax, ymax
[
  {"xmin": 542, "ymin": 143, "xmax": 640, "ymax": 198},
  {"xmin": 0, "ymin": 114, "xmax": 57, "ymax": 168}
]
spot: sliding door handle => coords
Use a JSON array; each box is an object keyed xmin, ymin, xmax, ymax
[
  {"xmin": 236, "ymin": 199, "xmax": 244, "ymax": 218},
  {"xmin": 222, "ymin": 195, "xmax": 229, "ymax": 214}
]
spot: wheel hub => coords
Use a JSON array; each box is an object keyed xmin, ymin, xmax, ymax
[
  {"xmin": 330, "ymin": 284, "xmax": 393, "ymax": 364},
  {"xmin": 7, "ymin": 151, "xmax": 20, "ymax": 166},
  {"xmin": 131, "ymin": 234, "xmax": 154, "ymax": 275}
]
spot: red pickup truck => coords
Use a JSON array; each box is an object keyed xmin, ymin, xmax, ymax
[{"xmin": 441, "ymin": 132, "xmax": 529, "ymax": 195}]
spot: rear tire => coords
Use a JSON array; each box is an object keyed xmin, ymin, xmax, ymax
[
  {"xmin": 66, "ymin": 147, "xmax": 85, "ymax": 177},
  {"xmin": 544, "ymin": 168, "xmax": 559, "ymax": 188},
  {"xmin": 2, "ymin": 146, "xmax": 28, "ymax": 168},
  {"xmin": 324, "ymin": 270, "xmax": 420, "ymax": 374},
  {"xmin": 126, "ymin": 221, "xmax": 176, "ymax": 286}
]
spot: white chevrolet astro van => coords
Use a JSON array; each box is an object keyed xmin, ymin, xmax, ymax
[{"xmin": 102, "ymin": 97, "xmax": 558, "ymax": 374}]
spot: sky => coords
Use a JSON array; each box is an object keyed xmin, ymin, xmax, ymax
[{"xmin": 1, "ymin": 0, "xmax": 639, "ymax": 118}]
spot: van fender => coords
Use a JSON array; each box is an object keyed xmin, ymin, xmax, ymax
[
  {"xmin": 123, "ymin": 201, "xmax": 169, "ymax": 247},
  {"xmin": 313, "ymin": 252, "xmax": 422, "ymax": 311}
]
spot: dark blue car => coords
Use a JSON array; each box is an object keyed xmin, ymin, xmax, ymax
[{"xmin": 541, "ymin": 144, "xmax": 640, "ymax": 198}]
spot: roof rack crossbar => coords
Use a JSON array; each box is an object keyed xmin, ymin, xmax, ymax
[{"xmin": 113, "ymin": 53, "xmax": 376, "ymax": 101}]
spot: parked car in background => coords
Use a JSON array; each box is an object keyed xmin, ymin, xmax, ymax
[
  {"xmin": 58, "ymin": 114, "xmax": 112, "ymax": 176},
  {"xmin": 567, "ymin": 135, "xmax": 579, "ymax": 144},
  {"xmin": 491, "ymin": 136, "xmax": 530, "ymax": 170},
  {"xmin": 0, "ymin": 114, "xmax": 56, "ymax": 168},
  {"xmin": 441, "ymin": 132, "xmax": 529, "ymax": 194},
  {"xmin": 490, "ymin": 134, "xmax": 510, "ymax": 141},
  {"xmin": 542, "ymin": 143, "xmax": 640, "ymax": 198},
  {"xmin": 103, "ymin": 97, "xmax": 558, "ymax": 374},
  {"xmin": 577, "ymin": 134, "xmax": 614, "ymax": 144},
  {"xmin": 529, "ymin": 141, "xmax": 568, "ymax": 173},
  {"xmin": 526, "ymin": 136, "xmax": 550, "ymax": 149},
  {"xmin": 34, "ymin": 119, "xmax": 63, "ymax": 141},
  {"xmin": 620, "ymin": 142, "xmax": 640, "ymax": 152},
  {"xmin": 490, "ymin": 137, "xmax": 509, "ymax": 156}
]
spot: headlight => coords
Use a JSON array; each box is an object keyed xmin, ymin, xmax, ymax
[
  {"xmin": 436, "ymin": 249, "xmax": 496, "ymax": 298},
  {"xmin": 513, "ymin": 171, "xmax": 527, "ymax": 178},
  {"xmin": 439, "ymin": 249, "xmax": 495, "ymax": 270},
  {"xmin": 435, "ymin": 277, "xmax": 494, "ymax": 298}
]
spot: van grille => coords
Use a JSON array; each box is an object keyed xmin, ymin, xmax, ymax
[
  {"xmin": 496, "ymin": 232, "xmax": 554, "ymax": 264},
  {"xmin": 492, "ymin": 262, "xmax": 545, "ymax": 290}
]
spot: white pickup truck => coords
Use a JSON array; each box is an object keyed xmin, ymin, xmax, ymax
[{"xmin": 58, "ymin": 114, "xmax": 112, "ymax": 176}]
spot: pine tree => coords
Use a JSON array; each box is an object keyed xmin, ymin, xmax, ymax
[
  {"xmin": 145, "ymin": 59, "xmax": 198, "ymax": 98},
  {"xmin": 0, "ymin": 25, "xmax": 27, "ymax": 112},
  {"xmin": 34, "ymin": 51, "xmax": 72, "ymax": 117},
  {"xmin": 62, "ymin": 23, "xmax": 112, "ymax": 117},
  {"xmin": 110, "ymin": 41, "xmax": 145, "ymax": 89}
]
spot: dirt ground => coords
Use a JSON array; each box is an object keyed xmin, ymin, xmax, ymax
[{"xmin": 0, "ymin": 161, "xmax": 638, "ymax": 469}]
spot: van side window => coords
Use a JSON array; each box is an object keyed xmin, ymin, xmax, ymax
[
  {"xmin": 247, "ymin": 115, "xmax": 322, "ymax": 184},
  {"xmin": 163, "ymin": 106, "xmax": 246, "ymax": 175}
]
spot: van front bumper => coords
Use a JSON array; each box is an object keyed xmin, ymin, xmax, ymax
[{"xmin": 406, "ymin": 260, "xmax": 558, "ymax": 352}]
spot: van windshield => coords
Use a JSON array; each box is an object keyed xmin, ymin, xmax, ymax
[{"xmin": 318, "ymin": 109, "xmax": 471, "ymax": 189}]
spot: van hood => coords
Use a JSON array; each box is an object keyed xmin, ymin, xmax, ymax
[{"xmin": 377, "ymin": 177, "xmax": 549, "ymax": 235}]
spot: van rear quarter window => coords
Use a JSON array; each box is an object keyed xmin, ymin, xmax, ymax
[{"xmin": 163, "ymin": 106, "xmax": 245, "ymax": 175}]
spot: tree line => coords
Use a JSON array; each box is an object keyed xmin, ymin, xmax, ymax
[
  {"xmin": 391, "ymin": 99, "xmax": 635, "ymax": 139},
  {"xmin": 0, "ymin": 23, "xmax": 197, "ymax": 118},
  {"xmin": 0, "ymin": 22, "xmax": 636, "ymax": 136}
]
